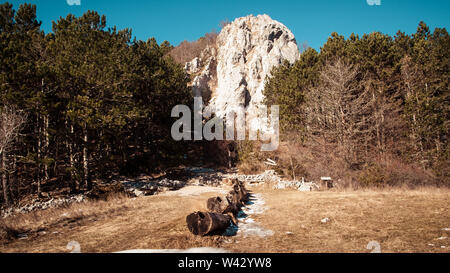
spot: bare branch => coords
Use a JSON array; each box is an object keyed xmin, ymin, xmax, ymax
[{"xmin": 0, "ymin": 105, "xmax": 27, "ymax": 155}]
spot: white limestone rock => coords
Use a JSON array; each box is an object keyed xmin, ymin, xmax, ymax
[{"xmin": 185, "ymin": 14, "xmax": 300, "ymax": 129}]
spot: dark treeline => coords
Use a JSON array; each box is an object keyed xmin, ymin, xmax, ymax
[
  {"xmin": 1, "ymin": 3, "xmax": 448, "ymax": 206},
  {"xmin": 262, "ymin": 23, "xmax": 448, "ymax": 187},
  {"xmin": 0, "ymin": 3, "xmax": 192, "ymax": 205}
]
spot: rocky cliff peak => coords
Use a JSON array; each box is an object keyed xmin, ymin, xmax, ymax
[{"xmin": 186, "ymin": 14, "xmax": 300, "ymax": 128}]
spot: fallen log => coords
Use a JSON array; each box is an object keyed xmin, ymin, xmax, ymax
[
  {"xmin": 207, "ymin": 196, "xmax": 226, "ymax": 213},
  {"xmin": 206, "ymin": 196, "xmax": 239, "ymax": 225},
  {"xmin": 186, "ymin": 178, "xmax": 251, "ymax": 236},
  {"xmin": 227, "ymin": 190, "xmax": 242, "ymax": 206},
  {"xmin": 207, "ymin": 196, "xmax": 238, "ymax": 215},
  {"xmin": 232, "ymin": 183, "xmax": 249, "ymax": 203},
  {"xmin": 186, "ymin": 211, "xmax": 231, "ymax": 236}
]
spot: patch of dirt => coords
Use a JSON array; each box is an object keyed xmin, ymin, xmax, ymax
[{"xmin": 160, "ymin": 185, "xmax": 228, "ymax": 197}]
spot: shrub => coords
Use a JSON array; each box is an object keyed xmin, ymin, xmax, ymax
[{"xmin": 358, "ymin": 158, "xmax": 437, "ymax": 188}]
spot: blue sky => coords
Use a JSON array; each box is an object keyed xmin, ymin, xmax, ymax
[{"xmin": 6, "ymin": 0, "xmax": 450, "ymax": 51}]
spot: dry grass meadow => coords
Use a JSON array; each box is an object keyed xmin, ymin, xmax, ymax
[{"xmin": 0, "ymin": 185, "xmax": 449, "ymax": 253}]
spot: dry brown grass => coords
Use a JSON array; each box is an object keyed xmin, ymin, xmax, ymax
[
  {"xmin": 0, "ymin": 186, "xmax": 449, "ymax": 253},
  {"xmin": 0, "ymin": 191, "xmax": 226, "ymax": 253},
  {"xmin": 224, "ymin": 186, "xmax": 450, "ymax": 253}
]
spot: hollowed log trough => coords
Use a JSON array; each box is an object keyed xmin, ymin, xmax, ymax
[
  {"xmin": 186, "ymin": 179, "xmax": 250, "ymax": 236},
  {"xmin": 186, "ymin": 211, "xmax": 232, "ymax": 236}
]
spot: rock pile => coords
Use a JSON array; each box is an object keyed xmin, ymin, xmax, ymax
[
  {"xmin": 121, "ymin": 177, "xmax": 186, "ymax": 197},
  {"xmin": 120, "ymin": 168, "xmax": 230, "ymax": 197},
  {"xmin": 275, "ymin": 180, "xmax": 320, "ymax": 192},
  {"xmin": 228, "ymin": 170, "xmax": 320, "ymax": 192},
  {"xmin": 188, "ymin": 173, "xmax": 225, "ymax": 187},
  {"xmin": 227, "ymin": 170, "xmax": 281, "ymax": 184},
  {"xmin": 1, "ymin": 195, "xmax": 85, "ymax": 218}
]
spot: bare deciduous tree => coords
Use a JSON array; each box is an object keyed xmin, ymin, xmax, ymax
[
  {"xmin": 0, "ymin": 106, "xmax": 27, "ymax": 205},
  {"xmin": 169, "ymin": 31, "xmax": 218, "ymax": 64},
  {"xmin": 305, "ymin": 59, "xmax": 374, "ymax": 165},
  {"xmin": 400, "ymin": 55, "xmax": 427, "ymax": 166}
]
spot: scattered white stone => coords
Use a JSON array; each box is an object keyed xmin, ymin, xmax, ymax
[
  {"xmin": 441, "ymin": 246, "xmax": 446, "ymax": 249},
  {"xmin": 286, "ymin": 232, "xmax": 293, "ymax": 235},
  {"xmin": 1, "ymin": 194, "xmax": 86, "ymax": 217},
  {"xmin": 229, "ymin": 170, "xmax": 321, "ymax": 192},
  {"xmin": 321, "ymin": 217, "xmax": 331, "ymax": 223},
  {"xmin": 298, "ymin": 182, "xmax": 320, "ymax": 192},
  {"xmin": 227, "ymin": 170, "xmax": 280, "ymax": 184},
  {"xmin": 17, "ymin": 233, "xmax": 28, "ymax": 240},
  {"xmin": 428, "ymin": 243, "xmax": 435, "ymax": 246},
  {"xmin": 437, "ymin": 236, "xmax": 447, "ymax": 240},
  {"xmin": 243, "ymin": 218, "xmax": 255, "ymax": 224},
  {"xmin": 121, "ymin": 177, "xmax": 189, "ymax": 197},
  {"xmin": 442, "ymin": 228, "xmax": 450, "ymax": 231},
  {"xmin": 133, "ymin": 189, "xmax": 144, "ymax": 197}
]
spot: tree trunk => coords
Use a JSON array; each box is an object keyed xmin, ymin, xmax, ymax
[
  {"xmin": 186, "ymin": 211, "xmax": 231, "ymax": 236},
  {"xmin": 290, "ymin": 156, "xmax": 296, "ymax": 180},
  {"xmin": 83, "ymin": 125, "xmax": 91, "ymax": 191},
  {"xmin": 37, "ymin": 114, "xmax": 42, "ymax": 197},
  {"xmin": 43, "ymin": 114, "xmax": 49, "ymax": 180},
  {"xmin": 1, "ymin": 151, "xmax": 10, "ymax": 205},
  {"xmin": 11, "ymin": 156, "xmax": 17, "ymax": 200},
  {"xmin": 67, "ymin": 122, "xmax": 78, "ymax": 193},
  {"xmin": 53, "ymin": 136, "xmax": 59, "ymax": 176}
]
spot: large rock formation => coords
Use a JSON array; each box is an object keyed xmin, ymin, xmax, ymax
[{"xmin": 186, "ymin": 14, "xmax": 300, "ymax": 130}]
